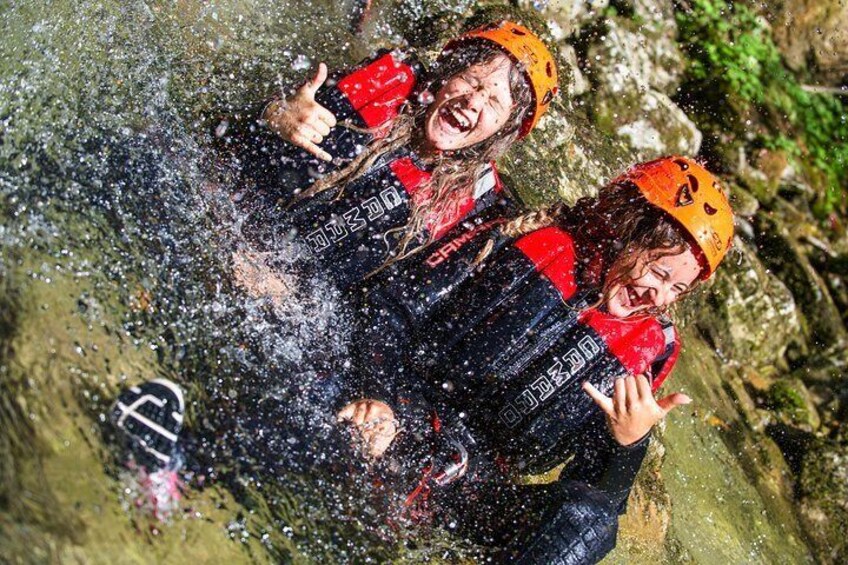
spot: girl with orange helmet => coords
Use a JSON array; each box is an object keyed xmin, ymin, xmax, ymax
[
  {"xmin": 331, "ymin": 155, "xmax": 734, "ymax": 561},
  {"xmin": 221, "ymin": 20, "xmax": 559, "ymax": 293}
]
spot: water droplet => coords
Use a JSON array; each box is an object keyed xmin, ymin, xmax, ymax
[{"xmin": 292, "ymin": 54, "xmax": 311, "ymax": 71}]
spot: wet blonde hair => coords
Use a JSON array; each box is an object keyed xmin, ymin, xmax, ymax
[{"xmin": 290, "ymin": 43, "xmax": 533, "ymax": 266}]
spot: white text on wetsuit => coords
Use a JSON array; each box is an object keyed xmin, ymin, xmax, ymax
[
  {"xmin": 304, "ymin": 185, "xmax": 404, "ymax": 252},
  {"xmin": 498, "ymin": 335, "xmax": 601, "ymax": 428}
]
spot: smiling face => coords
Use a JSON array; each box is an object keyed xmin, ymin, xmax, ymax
[
  {"xmin": 423, "ymin": 53, "xmax": 517, "ymax": 152},
  {"xmin": 605, "ymin": 246, "xmax": 703, "ymax": 318}
]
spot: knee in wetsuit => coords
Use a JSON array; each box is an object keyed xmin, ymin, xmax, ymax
[{"xmin": 505, "ymin": 480, "xmax": 619, "ymax": 565}]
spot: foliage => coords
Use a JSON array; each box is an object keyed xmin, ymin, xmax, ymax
[
  {"xmin": 675, "ymin": 0, "xmax": 848, "ymax": 214},
  {"xmin": 767, "ymin": 380, "xmax": 808, "ymax": 426}
]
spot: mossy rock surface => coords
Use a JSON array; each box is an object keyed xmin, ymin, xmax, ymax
[
  {"xmin": 689, "ymin": 238, "xmax": 801, "ymax": 369},
  {"xmin": 798, "ymin": 438, "xmax": 848, "ymax": 564},
  {"xmin": 755, "ymin": 212, "xmax": 847, "ymax": 350},
  {"xmin": 607, "ymin": 329, "xmax": 813, "ymax": 563}
]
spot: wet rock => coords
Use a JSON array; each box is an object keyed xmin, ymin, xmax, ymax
[
  {"xmin": 633, "ymin": 333, "xmax": 814, "ymax": 563},
  {"xmin": 688, "ymin": 238, "xmax": 801, "ymax": 369},
  {"xmin": 798, "ymin": 438, "xmax": 848, "ymax": 564},
  {"xmin": 729, "ymin": 184, "xmax": 760, "ymax": 218},
  {"xmin": 585, "ymin": 10, "xmax": 684, "ymax": 94},
  {"xmin": 752, "ymin": 148, "xmax": 794, "ymax": 187},
  {"xmin": 618, "ymin": 0, "xmax": 675, "ymax": 23},
  {"xmin": 559, "ymin": 43, "xmax": 590, "ymax": 97},
  {"xmin": 602, "ymin": 89, "xmax": 702, "ymax": 158},
  {"xmin": 755, "ymin": 212, "xmax": 848, "ymax": 351},
  {"xmin": 616, "ymin": 437, "xmax": 671, "ymax": 560},
  {"xmin": 791, "ymin": 352, "xmax": 848, "ymax": 428},
  {"xmin": 524, "ymin": 0, "xmax": 610, "ymax": 37},
  {"xmin": 733, "ymin": 147, "xmax": 776, "ymax": 203},
  {"xmin": 772, "ymin": 0, "xmax": 848, "ymax": 86},
  {"xmin": 766, "ymin": 378, "xmax": 821, "ymax": 431},
  {"xmin": 501, "ymin": 102, "xmax": 636, "ymax": 205},
  {"xmin": 584, "ymin": 17, "xmax": 700, "ymax": 159}
]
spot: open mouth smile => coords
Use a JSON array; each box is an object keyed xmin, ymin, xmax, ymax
[
  {"xmin": 438, "ymin": 101, "xmax": 475, "ymax": 134},
  {"xmin": 623, "ymin": 286, "xmax": 648, "ymax": 310}
]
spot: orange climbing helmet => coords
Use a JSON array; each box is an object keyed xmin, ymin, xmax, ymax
[
  {"xmin": 612, "ymin": 156, "xmax": 735, "ymax": 278},
  {"xmin": 444, "ymin": 20, "xmax": 559, "ymax": 138}
]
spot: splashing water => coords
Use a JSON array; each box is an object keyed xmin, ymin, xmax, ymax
[
  {"xmin": 0, "ymin": 0, "xmax": 487, "ymax": 561},
  {"xmin": 119, "ymin": 465, "xmax": 185, "ymax": 523}
]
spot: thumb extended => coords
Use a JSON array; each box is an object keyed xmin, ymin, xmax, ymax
[
  {"xmin": 302, "ymin": 62, "xmax": 328, "ymax": 97},
  {"xmin": 657, "ymin": 392, "xmax": 692, "ymax": 414}
]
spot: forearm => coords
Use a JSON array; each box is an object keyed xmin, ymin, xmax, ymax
[{"xmin": 558, "ymin": 414, "xmax": 650, "ymax": 513}]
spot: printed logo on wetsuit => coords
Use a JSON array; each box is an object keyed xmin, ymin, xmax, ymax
[
  {"xmin": 304, "ymin": 185, "xmax": 405, "ymax": 252},
  {"xmin": 498, "ymin": 335, "xmax": 602, "ymax": 428},
  {"xmin": 425, "ymin": 219, "xmax": 502, "ymax": 268}
]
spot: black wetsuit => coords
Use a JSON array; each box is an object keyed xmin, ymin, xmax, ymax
[{"xmin": 341, "ymin": 218, "xmax": 681, "ymax": 561}]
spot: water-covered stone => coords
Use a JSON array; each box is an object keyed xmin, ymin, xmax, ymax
[
  {"xmin": 583, "ymin": 16, "xmax": 701, "ymax": 159},
  {"xmin": 772, "ymin": 0, "xmax": 848, "ymax": 87},
  {"xmin": 688, "ymin": 238, "xmax": 801, "ymax": 369},
  {"xmin": 755, "ymin": 210, "xmax": 848, "ymax": 351},
  {"xmin": 798, "ymin": 437, "xmax": 848, "ymax": 564},
  {"xmin": 522, "ymin": 0, "xmax": 611, "ymax": 37}
]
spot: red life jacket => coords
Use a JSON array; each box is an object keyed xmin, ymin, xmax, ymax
[{"xmin": 362, "ymin": 222, "xmax": 680, "ymax": 471}]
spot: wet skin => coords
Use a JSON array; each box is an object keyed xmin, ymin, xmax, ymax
[
  {"xmin": 422, "ymin": 53, "xmax": 516, "ymax": 152},
  {"xmin": 605, "ymin": 246, "xmax": 702, "ymax": 319},
  {"xmin": 266, "ymin": 54, "xmax": 518, "ymax": 161}
]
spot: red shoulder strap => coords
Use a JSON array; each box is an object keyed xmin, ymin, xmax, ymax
[
  {"xmin": 389, "ymin": 156, "xmax": 431, "ymax": 196},
  {"xmin": 337, "ymin": 51, "xmax": 418, "ymax": 129},
  {"xmin": 515, "ymin": 227, "xmax": 578, "ymax": 299},
  {"xmin": 580, "ymin": 310, "xmax": 669, "ymax": 384},
  {"xmin": 649, "ymin": 323, "xmax": 680, "ymax": 391}
]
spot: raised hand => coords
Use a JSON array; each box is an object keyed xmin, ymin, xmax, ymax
[
  {"xmin": 337, "ymin": 399, "xmax": 398, "ymax": 458},
  {"xmin": 583, "ymin": 375, "xmax": 692, "ymax": 446},
  {"xmin": 264, "ymin": 63, "xmax": 338, "ymax": 162}
]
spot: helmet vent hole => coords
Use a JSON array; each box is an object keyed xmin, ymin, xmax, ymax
[
  {"xmin": 676, "ymin": 184, "xmax": 694, "ymax": 207},
  {"xmin": 673, "ymin": 159, "xmax": 689, "ymax": 171},
  {"xmin": 687, "ymin": 174, "xmax": 699, "ymax": 192},
  {"xmin": 546, "ymin": 61, "xmax": 553, "ymax": 77},
  {"xmin": 512, "ymin": 28, "xmax": 527, "ymax": 35},
  {"xmin": 704, "ymin": 203, "xmax": 718, "ymax": 215}
]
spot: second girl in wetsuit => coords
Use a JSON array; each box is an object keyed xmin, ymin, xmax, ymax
[
  {"xmin": 222, "ymin": 20, "xmax": 559, "ymax": 291},
  {"xmin": 336, "ymin": 156, "xmax": 735, "ymax": 561}
]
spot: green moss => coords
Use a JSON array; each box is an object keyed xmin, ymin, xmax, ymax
[
  {"xmin": 767, "ymin": 381, "xmax": 809, "ymax": 426},
  {"xmin": 798, "ymin": 439, "xmax": 848, "ymax": 562},
  {"xmin": 675, "ymin": 0, "xmax": 848, "ymax": 216}
]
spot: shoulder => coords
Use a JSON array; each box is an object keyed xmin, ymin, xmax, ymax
[
  {"xmin": 331, "ymin": 49, "xmax": 422, "ymax": 129},
  {"xmin": 514, "ymin": 226, "xmax": 579, "ymax": 299},
  {"xmin": 579, "ymin": 311, "xmax": 679, "ymax": 387},
  {"xmin": 337, "ymin": 49, "xmax": 421, "ymax": 97},
  {"xmin": 514, "ymin": 226, "xmax": 576, "ymax": 266}
]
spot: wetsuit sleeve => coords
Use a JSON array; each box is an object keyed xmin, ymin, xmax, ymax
[
  {"xmin": 539, "ymin": 411, "xmax": 649, "ymax": 513},
  {"xmin": 506, "ymin": 480, "xmax": 619, "ymax": 565}
]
